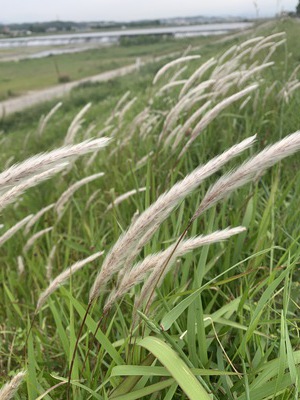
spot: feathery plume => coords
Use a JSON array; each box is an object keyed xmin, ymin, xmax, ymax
[
  {"xmin": 83, "ymin": 123, "xmax": 96, "ymax": 140},
  {"xmin": 177, "ymin": 84, "xmax": 258, "ymax": 159},
  {"xmin": 4, "ymin": 156, "xmax": 15, "ymax": 170},
  {"xmin": 136, "ymin": 151, "xmax": 154, "ymax": 168},
  {"xmin": 0, "ymin": 371, "xmax": 26, "ymax": 400},
  {"xmin": 194, "ymin": 131, "xmax": 300, "ymax": 220},
  {"xmin": 156, "ymin": 80, "xmax": 187, "ymax": 96},
  {"xmin": 238, "ymin": 36, "xmax": 263, "ymax": 49},
  {"xmin": 105, "ymin": 227, "xmax": 245, "ymax": 312},
  {"xmin": 153, "ymin": 55, "xmax": 201, "ymax": 85},
  {"xmin": 85, "ymin": 189, "xmax": 102, "ymax": 210},
  {"xmin": 36, "ymin": 251, "xmax": 104, "ymax": 312},
  {"xmin": 64, "ymin": 103, "xmax": 92, "ymax": 145},
  {"xmin": 46, "ymin": 245, "xmax": 57, "ymax": 282},
  {"xmin": 23, "ymin": 227, "xmax": 53, "ymax": 253},
  {"xmin": 113, "ymin": 91, "xmax": 131, "ymax": 116},
  {"xmin": 164, "ymin": 125, "xmax": 182, "ymax": 148},
  {"xmin": 17, "ymin": 255, "xmax": 25, "ymax": 275},
  {"xmin": 160, "ymin": 89, "xmax": 213, "ymax": 140},
  {"xmin": 239, "ymin": 95, "xmax": 252, "ymax": 110},
  {"xmin": 106, "ymin": 187, "xmax": 146, "ymax": 212},
  {"xmin": 37, "ymin": 102, "xmax": 62, "ymax": 137},
  {"xmin": 24, "ymin": 203, "xmax": 55, "ymax": 235},
  {"xmin": 0, "ymin": 214, "xmax": 33, "ymax": 247},
  {"xmin": 0, "ymin": 164, "xmax": 68, "ymax": 211},
  {"xmin": 238, "ymin": 62, "xmax": 274, "ymax": 85},
  {"xmin": 89, "ymin": 135, "xmax": 256, "ymax": 303},
  {"xmin": 55, "ymin": 172, "xmax": 104, "ymax": 217},
  {"xmin": 170, "ymin": 100, "xmax": 212, "ymax": 150},
  {"xmin": 168, "ymin": 65, "xmax": 187, "ymax": 83},
  {"xmin": 0, "ymin": 138, "xmax": 110, "ymax": 191},
  {"xmin": 118, "ymin": 97, "xmax": 137, "ymax": 125},
  {"xmin": 218, "ymin": 45, "xmax": 238, "ymax": 64},
  {"xmin": 250, "ymin": 32, "xmax": 285, "ymax": 59}
]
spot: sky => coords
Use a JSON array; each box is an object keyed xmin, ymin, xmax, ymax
[{"xmin": 1, "ymin": 0, "xmax": 298, "ymax": 23}]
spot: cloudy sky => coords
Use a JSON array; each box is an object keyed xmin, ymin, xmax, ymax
[{"xmin": 2, "ymin": 0, "xmax": 298, "ymax": 23}]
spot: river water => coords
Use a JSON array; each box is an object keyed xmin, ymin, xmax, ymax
[{"xmin": 0, "ymin": 22, "xmax": 253, "ymax": 49}]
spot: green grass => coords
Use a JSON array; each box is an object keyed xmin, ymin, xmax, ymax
[
  {"xmin": 0, "ymin": 34, "xmax": 224, "ymax": 101},
  {"xmin": 1, "ymin": 17, "xmax": 300, "ymax": 399}
]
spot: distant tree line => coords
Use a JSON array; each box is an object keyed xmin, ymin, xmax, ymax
[{"xmin": 0, "ymin": 20, "xmax": 87, "ymax": 34}]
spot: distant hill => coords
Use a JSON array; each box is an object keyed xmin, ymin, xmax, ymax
[{"xmin": 0, "ymin": 15, "xmax": 250, "ymax": 36}]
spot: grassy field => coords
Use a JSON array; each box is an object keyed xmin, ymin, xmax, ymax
[
  {"xmin": 0, "ymin": 34, "xmax": 223, "ymax": 101},
  {"xmin": 1, "ymin": 18, "xmax": 300, "ymax": 400}
]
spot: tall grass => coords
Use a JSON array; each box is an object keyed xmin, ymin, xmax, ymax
[{"xmin": 1, "ymin": 19, "xmax": 300, "ymax": 399}]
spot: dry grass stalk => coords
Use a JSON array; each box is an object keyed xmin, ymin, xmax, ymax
[
  {"xmin": 177, "ymin": 84, "xmax": 258, "ymax": 159},
  {"xmin": 46, "ymin": 245, "xmax": 57, "ymax": 282},
  {"xmin": 37, "ymin": 102, "xmax": 62, "ymax": 137},
  {"xmin": 239, "ymin": 95, "xmax": 252, "ymax": 110},
  {"xmin": 24, "ymin": 203, "xmax": 55, "ymax": 234},
  {"xmin": 89, "ymin": 135, "xmax": 256, "ymax": 303},
  {"xmin": 289, "ymin": 64, "xmax": 300, "ymax": 82},
  {"xmin": 85, "ymin": 188, "xmax": 102, "ymax": 210},
  {"xmin": 164, "ymin": 125, "xmax": 182, "ymax": 148},
  {"xmin": 212, "ymin": 71, "xmax": 244, "ymax": 93},
  {"xmin": 118, "ymin": 97, "xmax": 137, "ymax": 125},
  {"xmin": 23, "ymin": 227, "xmax": 53, "ymax": 254},
  {"xmin": 55, "ymin": 172, "xmax": 104, "ymax": 217},
  {"xmin": 210, "ymin": 58, "xmax": 240, "ymax": 80},
  {"xmin": 0, "ymin": 138, "xmax": 110, "ymax": 191},
  {"xmin": 194, "ymin": 131, "xmax": 300, "ymax": 220},
  {"xmin": 36, "ymin": 251, "xmax": 104, "ymax": 312},
  {"xmin": 4, "ymin": 156, "xmax": 15, "ymax": 170},
  {"xmin": 168, "ymin": 65, "xmax": 187, "ymax": 83},
  {"xmin": 140, "ymin": 116, "xmax": 160, "ymax": 139},
  {"xmin": 127, "ymin": 108, "xmax": 150, "ymax": 139},
  {"xmin": 181, "ymin": 79, "xmax": 215, "ymax": 102},
  {"xmin": 218, "ymin": 45, "xmax": 238, "ymax": 64},
  {"xmin": 0, "ymin": 164, "xmax": 68, "ymax": 212},
  {"xmin": 250, "ymin": 32, "xmax": 285, "ymax": 58},
  {"xmin": 160, "ymin": 89, "xmax": 213, "ymax": 141},
  {"xmin": 113, "ymin": 91, "xmax": 131, "ymax": 117},
  {"xmin": 288, "ymin": 81, "xmax": 300, "ymax": 94},
  {"xmin": 238, "ymin": 36, "xmax": 263, "ymax": 49},
  {"xmin": 64, "ymin": 103, "xmax": 92, "ymax": 145},
  {"xmin": 17, "ymin": 255, "xmax": 25, "ymax": 275},
  {"xmin": 0, "ymin": 214, "xmax": 33, "ymax": 247},
  {"xmin": 83, "ymin": 123, "xmax": 96, "ymax": 140},
  {"xmin": 238, "ymin": 62, "xmax": 274, "ymax": 85},
  {"xmin": 156, "ymin": 80, "xmax": 187, "ymax": 97},
  {"xmin": 106, "ymin": 187, "xmax": 146, "ymax": 212},
  {"xmin": 135, "ymin": 228, "xmax": 246, "ymax": 311},
  {"xmin": 153, "ymin": 55, "xmax": 201, "ymax": 85},
  {"xmin": 170, "ymin": 101, "xmax": 212, "ymax": 151},
  {"xmin": 136, "ymin": 151, "xmax": 154, "ymax": 168},
  {"xmin": 0, "ymin": 370, "xmax": 26, "ymax": 400},
  {"xmin": 179, "ymin": 58, "xmax": 216, "ymax": 99},
  {"xmin": 263, "ymin": 81, "xmax": 278, "ymax": 106},
  {"xmin": 105, "ymin": 227, "xmax": 245, "ymax": 312},
  {"xmin": 250, "ymin": 41, "xmax": 275, "ymax": 58}
]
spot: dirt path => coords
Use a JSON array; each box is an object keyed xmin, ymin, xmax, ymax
[
  {"xmin": 0, "ymin": 63, "xmax": 141, "ymax": 117},
  {"xmin": 0, "ymin": 50, "xmax": 184, "ymax": 117}
]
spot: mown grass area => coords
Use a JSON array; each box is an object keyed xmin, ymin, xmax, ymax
[
  {"xmin": 1, "ymin": 18, "xmax": 300, "ymax": 400},
  {"xmin": 0, "ymin": 33, "xmax": 226, "ymax": 101}
]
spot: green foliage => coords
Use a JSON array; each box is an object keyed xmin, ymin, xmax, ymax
[
  {"xmin": 1, "ymin": 18, "xmax": 300, "ymax": 399},
  {"xmin": 119, "ymin": 34, "xmax": 168, "ymax": 47}
]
